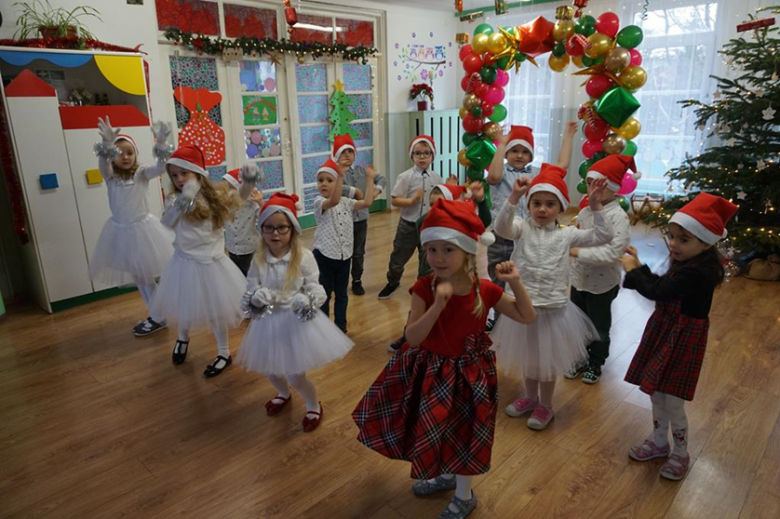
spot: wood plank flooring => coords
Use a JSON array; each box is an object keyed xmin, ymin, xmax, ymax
[{"xmin": 1, "ymin": 209, "xmax": 779, "ymax": 519}]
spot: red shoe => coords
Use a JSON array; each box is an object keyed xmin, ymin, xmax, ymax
[
  {"xmin": 302, "ymin": 403, "xmax": 323, "ymax": 432},
  {"xmin": 265, "ymin": 394, "xmax": 291, "ymax": 416}
]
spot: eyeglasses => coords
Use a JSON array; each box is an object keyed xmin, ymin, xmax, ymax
[
  {"xmin": 261, "ymin": 224, "xmax": 292, "ymax": 235},
  {"xmin": 412, "ymin": 151, "xmax": 433, "ymax": 158}
]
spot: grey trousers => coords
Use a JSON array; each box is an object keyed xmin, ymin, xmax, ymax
[{"xmin": 386, "ymin": 218, "xmax": 423, "ymax": 285}]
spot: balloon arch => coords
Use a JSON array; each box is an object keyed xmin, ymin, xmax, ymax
[{"xmin": 456, "ymin": 3, "xmax": 646, "ymax": 207}]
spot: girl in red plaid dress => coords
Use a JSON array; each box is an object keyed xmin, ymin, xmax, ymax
[
  {"xmin": 620, "ymin": 193, "xmax": 737, "ymax": 481},
  {"xmin": 353, "ymin": 199, "xmax": 535, "ymax": 519}
]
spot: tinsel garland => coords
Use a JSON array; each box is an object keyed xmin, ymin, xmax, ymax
[
  {"xmin": 0, "ymin": 37, "xmax": 144, "ymax": 54},
  {"xmin": 163, "ymin": 28, "xmax": 378, "ymax": 64},
  {"xmin": 153, "ymin": 144, "xmax": 175, "ymax": 162},
  {"xmin": 93, "ymin": 142, "xmax": 121, "ymax": 160},
  {"xmin": 241, "ymin": 290, "xmax": 274, "ymax": 320}
]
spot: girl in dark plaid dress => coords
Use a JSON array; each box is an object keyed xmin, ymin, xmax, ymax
[
  {"xmin": 353, "ymin": 200, "xmax": 535, "ymax": 519},
  {"xmin": 620, "ymin": 193, "xmax": 737, "ymax": 481}
]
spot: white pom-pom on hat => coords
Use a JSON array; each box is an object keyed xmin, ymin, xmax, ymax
[{"xmin": 479, "ymin": 231, "xmax": 496, "ymax": 247}]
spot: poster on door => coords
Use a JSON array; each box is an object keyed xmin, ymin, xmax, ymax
[{"xmin": 243, "ymin": 95, "xmax": 277, "ymax": 126}]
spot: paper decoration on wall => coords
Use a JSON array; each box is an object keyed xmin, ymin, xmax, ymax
[
  {"xmin": 4, "ymin": 69, "xmax": 55, "ymax": 97},
  {"xmin": 39, "ymin": 173, "xmax": 59, "ymax": 190},
  {"xmin": 243, "ymin": 96, "xmax": 277, "ymax": 125},
  {"xmin": 222, "ymin": 48, "xmax": 242, "ymax": 62},
  {"xmin": 173, "ymin": 86, "xmax": 226, "ymax": 165},
  {"xmin": 86, "ymin": 169, "xmax": 102, "ymax": 185},
  {"xmin": 394, "ymin": 32, "xmax": 454, "ymax": 85},
  {"xmin": 328, "ymin": 80, "xmax": 357, "ymax": 142},
  {"xmin": 94, "ymin": 55, "xmax": 146, "ymax": 96}
]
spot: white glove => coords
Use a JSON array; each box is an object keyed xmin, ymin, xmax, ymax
[
  {"xmin": 291, "ymin": 293, "xmax": 311, "ymax": 312},
  {"xmin": 181, "ymin": 178, "xmax": 201, "ymax": 199},
  {"xmin": 152, "ymin": 121, "xmax": 171, "ymax": 146},
  {"xmin": 251, "ymin": 287, "xmax": 274, "ymax": 308},
  {"xmin": 98, "ymin": 116, "xmax": 119, "ymax": 143},
  {"xmin": 240, "ymin": 163, "xmax": 263, "ymax": 183}
]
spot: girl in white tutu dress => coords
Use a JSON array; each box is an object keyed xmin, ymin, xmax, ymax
[
  {"xmin": 237, "ymin": 193, "xmax": 353, "ymax": 432},
  {"xmin": 150, "ymin": 145, "xmax": 257, "ymax": 378},
  {"xmin": 491, "ymin": 164, "xmax": 614, "ymax": 430},
  {"xmin": 91, "ymin": 117, "xmax": 174, "ymax": 337}
]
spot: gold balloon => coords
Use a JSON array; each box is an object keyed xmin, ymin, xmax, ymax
[
  {"xmin": 620, "ymin": 66, "xmax": 647, "ymax": 91},
  {"xmin": 459, "ymin": 106, "xmax": 469, "ymax": 119},
  {"xmin": 458, "ymin": 149, "xmax": 472, "ymax": 167},
  {"xmin": 548, "ymin": 53, "xmax": 570, "ymax": 72},
  {"xmin": 483, "ymin": 121, "xmax": 502, "ymax": 141},
  {"xmin": 585, "ymin": 33, "xmax": 612, "ymax": 58},
  {"xmin": 605, "ymin": 47, "xmax": 631, "ymax": 73},
  {"xmin": 572, "ymin": 55, "xmax": 584, "ymax": 68},
  {"xmin": 552, "ymin": 20, "xmax": 575, "ymax": 42},
  {"xmin": 603, "ymin": 133, "xmax": 627, "ymax": 154},
  {"xmin": 463, "ymin": 93, "xmax": 480, "ymax": 110},
  {"xmin": 472, "ymin": 33, "xmax": 489, "ymax": 54},
  {"xmin": 614, "ymin": 117, "xmax": 641, "ymax": 140},
  {"xmin": 487, "ymin": 32, "xmax": 507, "ymax": 55}
]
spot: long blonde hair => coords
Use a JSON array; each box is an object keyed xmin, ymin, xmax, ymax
[
  {"xmin": 430, "ymin": 252, "xmax": 484, "ymax": 319},
  {"xmin": 168, "ymin": 174, "xmax": 241, "ymax": 229},
  {"xmin": 254, "ymin": 213, "xmax": 303, "ymax": 293}
]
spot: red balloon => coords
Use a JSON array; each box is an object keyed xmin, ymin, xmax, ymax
[
  {"xmin": 483, "ymin": 53, "xmax": 497, "ymax": 67},
  {"xmin": 582, "ymin": 139, "xmax": 604, "ymax": 158},
  {"xmin": 463, "ymin": 54, "xmax": 483, "ymax": 75},
  {"xmin": 480, "ymin": 100, "xmax": 495, "ymax": 117},
  {"xmin": 474, "ymin": 81, "xmax": 490, "ymax": 99},
  {"xmin": 583, "ymin": 118, "xmax": 610, "ymax": 141},
  {"xmin": 595, "ymin": 12, "xmax": 620, "ymax": 38},
  {"xmin": 566, "ymin": 36, "xmax": 585, "ymax": 56},
  {"xmin": 585, "ymin": 75, "xmax": 615, "ymax": 99},
  {"xmin": 462, "ymin": 115, "xmax": 484, "ymax": 134},
  {"xmin": 459, "ymin": 44, "xmax": 473, "ymax": 61},
  {"xmin": 629, "ymin": 48, "xmax": 643, "ymax": 66},
  {"xmin": 579, "ymin": 196, "xmax": 590, "ymax": 210},
  {"xmin": 461, "ymin": 75, "xmax": 471, "ymax": 92}
]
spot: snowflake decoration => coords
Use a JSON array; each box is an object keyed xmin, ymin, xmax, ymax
[
  {"xmin": 721, "ymin": 123, "xmax": 730, "ymax": 133},
  {"xmin": 772, "ymin": 73, "xmax": 779, "ymax": 82},
  {"xmin": 757, "ymin": 159, "xmax": 767, "ymax": 170},
  {"xmin": 763, "ymin": 105, "xmax": 776, "ymax": 121},
  {"xmin": 737, "ymin": 190, "xmax": 748, "ymax": 200},
  {"xmin": 755, "ymin": 88, "xmax": 766, "ymax": 98},
  {"xmin": 728, "ymin": 137, "xmax": 736, "ymax": 147},
  {"xmin": 738, "ymin": 163, "xmax": 744, "ymax": 169},
  {"xmin": 713, "ymin": 90, "xmax": 722, "ymax": 99}
]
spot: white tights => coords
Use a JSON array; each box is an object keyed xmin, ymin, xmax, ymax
[
  {"xmin": 525, "ymin": 378, "xmax": 557, "ymax": 408},
  {"xmin": 136, "ymin": 282, "xmax": 158, "ymax": 315},
  {"xmin": 268, "ymin": 372, "xmax": 320, "ymax": 415},
  {"xmin": 177, "ymin": 322, "xmax": 230, "ymax": 359},
  {"xmin": 650, "ymin": 392, "xmax": 688, "ymax": 456}
]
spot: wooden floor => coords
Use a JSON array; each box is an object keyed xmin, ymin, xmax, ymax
[{"xmin": 2, "ymin": 209, "xmax": 780, "ymax": 519}]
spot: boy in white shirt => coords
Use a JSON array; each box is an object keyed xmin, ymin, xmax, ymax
[{"xmin": 223, "ymin": 167, "xmax": 264, "ymax": 276}]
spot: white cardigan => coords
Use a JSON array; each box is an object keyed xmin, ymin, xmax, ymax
[{"xmin": 246, "ymin": 248, "xmax": 327, "ymax": 308}]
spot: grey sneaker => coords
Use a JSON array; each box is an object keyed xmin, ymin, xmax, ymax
[
  {"xmin": 412, "ymin": 475, "xmax": 457, "ymax": 496},
  {"xmin": 438, "ymin": 492, "xmax": 477, "ymax": 519},
  {"xmin": 582, "ymin": 365, "xmax": 602, "ymax": 384},
  {"xmin": 564, "ymin": 361, "xmax": 588, "ymax": 380}
]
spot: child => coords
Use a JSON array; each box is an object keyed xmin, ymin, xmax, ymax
[
  {"xmin": 333, "ymin": 134, "xmax": 386, "ymax": 296},
  {"xmin": 313, "ymin": 158, "xmax": 376, "ymax": 333},
  {"xmin": 90, "ymin": 117, "xmax": 174, "ymax": 337},
  {"xmin": 378, "ymin": 135, "xmax": 444, "ymax": 300},
  {"xmin": 491, "ymin": 164, "xmax": 614, "ymax": 430},
  {"xmin": 484, "ymin": 123, "xmax": 577, "ymax": 329},
  {"xmin": 620, "ymin": 193, "xmax": 737, "ymax": 481},
  {"xmin": 353, "ymin": 199, "xmax": 536, "ymax": 519},
  {"xmin": 236, "ymin": 193, "xmax": 353, "ymax": 432},
  {"xmin": 566, "ymin": 155, "xmax": 636, "ymax": 384},
  {"xmin": 223, "ymin": 167, "xmax": 265, "ymax": 276},
  {"xmin": 150, "ymin": 145, "xmax": 256, "ymax": 377}
]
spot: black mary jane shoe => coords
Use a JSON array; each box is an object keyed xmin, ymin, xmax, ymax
[
  {"xmin": 203, "ymin": 355, "xmax": 232, "ymax": 378},
  {"xmin": 172, "ymin": 340, "xmax": 189, "ymax": 365}
]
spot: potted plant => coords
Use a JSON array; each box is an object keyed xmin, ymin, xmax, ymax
[
  {"xmin": 13, "ymin": 1, "xmax": 101, "ymax": 40},
  {"xmin": 410, "ymin": 83, "xmax": 434, "ymax": 111}
]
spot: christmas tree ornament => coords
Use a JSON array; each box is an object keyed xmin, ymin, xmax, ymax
[
  {"xmin": 495, "ymin": 0, "xmax": 509, "ymax": 15},
  {"xmin": 572, "ymin": 0, "xmax": 590, "ymax": 18},
  {"xmin": 283, "ymin": 0, "xmax": 298, "ymax": 36},
  {"xmin": 455, "ymin": 0, "xmax": 463, "ymax": 13}
]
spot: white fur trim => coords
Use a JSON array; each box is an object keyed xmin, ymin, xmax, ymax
[
  {"xmin": 506, "ymin": 139, "xmax": 533, "ymax": 158},
  {"xmin": 317, "ymin": 166, "xmax": 338, "ymax": 180},
  {"xmin": 632, "ymin": 171, "xmax": 643, "ymax": 180},
  {"xmin": 166, "ymin": 157, "xmax": 208, "ymax": 177},
  {"xmin": 586, "ymin": 171, "xmax": 621, "ymax": 192},
  {"xmin": 257, "ymin": 206, "xmax": 301, "ymax": 235},
  {"xmin": 222, "ymin": 174, "xmax": 241, "ymax": 189},
  {"xmin": 434, "ymin": 185, "xmax": 452, "ymax": 201},
  {"xmin": 528, "ymin": 183, "xmax": 568, "ymax": 208},
  {"xmin": 409, "ymin": 138, "xmax": 436, "ymax": 158},
  {"xmin": 333, "ymin": 144, "xmax": 356, "ymax": 161},
  {"xmin": 669, "ymin": 211, "xmax": 724, "ymax": 245},
  {"xmin": 114, "ymin": 135, "xmax": 139, "ymax": 156},
  {"xmin": 295, "ymin": 199, "xmax": 305, "ymax": 211},
  {"xmin": 420, "ymin": 226, "xmax": 477, "ymax": 255}
]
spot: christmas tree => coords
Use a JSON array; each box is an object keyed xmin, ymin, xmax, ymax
[
  {"xmin": 328, "ymin": 80, "xmax": 357, "ymax": 142},
  {"xmin": 648, "ymin": 7, "xmax": 780, "ymax": 255}
]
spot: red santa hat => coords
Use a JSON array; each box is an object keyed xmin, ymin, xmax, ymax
[
  {"xmin": 420, "ymin": 198, "xmax": 495, "ymax": 255},
  {"xmin": 114, "ymin": 134, "xmax": 139, "ymax": 156},
  {"xmin": 587, "ymin": 155, "xmax": 642, "ymax": 192},
  {"xmin": 223, "ymin": 168, "xmax": 241, "ymax": 189},
  {"xmin": 432, "ymin": 183, "xmax": 468, "ymax": 201},
  {"xmin": 669, "ymin": 193, "xmax": 738, "ymax": 245},
  {"xmin": 332, "ymin": 134, "xmax": 357, "ymax": 161},
  {"xmin": 166, "ymin": 144, "xmax": 208, "ymax": 177},
  {"xmin": 409, "ymin": 135, "xmax": 436, "ymax": 159},
  {"xmin": 528, "ymin": 163, "xmax": 569, "ymax": 208},
  {"xmin": 257, "ymin": 193, "xmax": 304, "ymax": 235},
  {"xmin": 317, "ymin": 158, "xmax": 340, "ymax": 180},
  {"xmin": 506, "ymin": 125, "xmax": 534, "ymax": 158}
]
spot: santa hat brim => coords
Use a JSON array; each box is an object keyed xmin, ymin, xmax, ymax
[
  {"xmin": 669, "ymin": 211, "xmax": 725, "ymax": 245},
  {"xmin": 333, "ymin": 144, "xmax": 356, "ymax": 161},
  {"xmin": 167, "ymin": 157, "xmax": 208, "ymax": 177},
  {"xmin": 506, "ymin": 139, "xmax": 533, "ymax": 158},
  {"xmin": 317, "ymin": 166, "xmax": 339, "ymax": 180},
  {"xmin": 433, "ymin": 185, "xmax": 452, "ymax": 201},
  {"xmin": 420, "ymin": 226, "xmax": 477, "ymax": 255},
  {"xmin": 528, "ymin": 183, "xmax": 569, "ymax": 209},
  {"xmin": 257, "ymin": 205, "xmax": 302, "ymax": 235},
  {"xmin": 586, "ymin": 171, "xmax": 621, "ymax": 192},
  {"xmin": 409, "ymin": 138, "xmax": 436, "ymax": 158},
  {"xmin": 222, "ymin": 174, "xmax": 241, "ymax": 189},
  {"xmin": 114, "ymin": 135, "xmax": 139, "ymax": 156}
]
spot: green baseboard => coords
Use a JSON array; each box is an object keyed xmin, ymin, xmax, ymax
[
  {"xmin": 51, "ymin": 285, "xmax": 139, "ymax": 312},
  {"xmin": 300, "ymin": 199, "xmax": 387, "ymax": 230}
]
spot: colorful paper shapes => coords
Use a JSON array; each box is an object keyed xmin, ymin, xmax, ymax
[
  {"xmin": 39, "ymin": 173, "xmax": 59, "ymax": 190},
  {"xmin": 595, "ymin": 87, "xmax": 641, "ymax": 128},
  {"xmin": 86, "ymin": 169, "xmax": 103, "ymax": 185},
  {"xmin": 0, "ymin": 51, "xmax": 92, "ymax": 68},
  {"xmin": 59, "ymin": 105, "xmax": 150, "ymax": 130},
  {"xmin": 4, "ymin": 70, "xmax": 56, "ymax": 98},
  {"xmin": 94, "ymin": 55, "xmax": 146, "ymax": 96}
]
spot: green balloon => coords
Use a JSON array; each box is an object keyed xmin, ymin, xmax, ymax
[
  {"xmin": 575, "ymin": 15, "xmax": 596, "ymax": 36},
  {"xmin": 463, "ymin": 132, "xmax": 479, "ymax": 147},
  {"xmin": 552, "ymin": 42, "xmax": 566, "ymax": 58},
  {"xmin": 579, "ymin": 159, "xmax": 595, "ymax": 179},
  {"xmin": 582, "ymin": 55, "xmax": 598, "ymax": 67},
  {"xmin": 474, "ymin": 23, "xmax": 494, "ymax": 37},
  {"xmin": 592, "ymin": 151, "xmax": 608, "ymax": 161},
  {"xmin": 500, "ymin": 26, "xmax": 516, "ymax": 38},
  {"xmin": 489, "ymin": 103, "xmax": 507, "ymax": 123},
  {"xmin": 623, "ymin": 139, "xmax": 637, "ymax": 156},
  {"xmin": 515, "ymin": 51, "xmax": 527, "ymax": 62},
  {"xmin": 480, "ymin": 66, "xmax": 497, "ymax": 84},
  {"xmin": 471, "ymin": 106, "xmax": 483, "ymax": 118},
  {"xmin": 596, "ymin": 87, "xmax": 641, "ymax": 127},
  {"xmin": 618, "ymin": 197, "xmax": 630, "ymax": 212},
  {"xmin": 577, "ymin": 179, "xmax": 588, "ymax": 194},
  {"xmin": 616, "ymin": 25, "xmax": 644, "ymax": 49},
  {"xmin": 496, "ymin": 56, "xmax": 511, "ymax": 70},
  {"xmin": 466, "ymin": 165, "xmax": 484, "ymax": 182},
  {"xmin": 465, "ymin": 139, "xmax": 497, "ymax": 171}
]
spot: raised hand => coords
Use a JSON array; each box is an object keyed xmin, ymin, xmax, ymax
[
  {"xmin": 434, "ymin": 281, "xmax": 453, "ymax": 309},
  {"xmin": 588, "ymin": 177, "xmax": 608, "ymax": 210},
  {"xmin": 152, "ymin": 121, "xmax": 171, "ymax": 146},
  {"xmin": 620, "ymin": 245, "xmax": 642, "ymax": 272},
  {"xmin": 181, "ymin": 178, "xmax": 201, "ymax": 199},
  {"xmin": 249, "ymin": 189, "xmax": 264, "ymax": 205},
  {"xmin": 445, "ymin": 174, "xmax": 459, "ymax": 185},
  {"xmin": 565, "ymin": 120, "xmax": 578, "ymax": 137},
  {"xmin": 366, "ymin": 165, "xmax": 376, "ymax": 179},
  {"xmin": 470, "ymin": 180, "xmax": 485, "ymax": 202},
  {"xmin": 495, "ymin": 260, "xmax": 521, "ymax": 282},
  {"xmin": 240, "ymin": 163, "xmax": 260, "ymax": 182},
  {"xmin": 98, "ymin": 117, "xmax": 119, "ymax": 143},
  {"xmin": 497, "ymin": 130, "xmax": 510, "ymax": 148}
]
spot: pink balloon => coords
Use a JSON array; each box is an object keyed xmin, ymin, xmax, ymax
[
  {"xmin": 494, "ymin": 68, "xmax": 510, "ymax": 87},
  {"xmin": 629, "ymin": 49, "xmax": 643, "ymax": 66},
  {"xmin": 582, "ymin": 139, "xmax": 604, "ymax": 159},
  {"xmin": 595, "ymin": 12, "xmax": 620, "ymax": 38},
  {"xmin": 618, "ymin": 172, "xmax": 638, "ymax": 195},
  {"xmin": 579, "ymin": 196, "xmax": 590, "ymax": 210},
  {"xmin": 264, "ymin": 77, "xmax": 276, "ymax": 92},
  {"xmin": 484, "ymin": 85, "xmax": 505, "ymax": 105},
  {"xmin": 585, "ymin": 75, "xmax": 614, "ymax": 99}
]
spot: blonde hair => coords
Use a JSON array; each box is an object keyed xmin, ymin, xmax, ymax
[
  {"xmin": 430, "ymin": 251, "xmax": 484, "ymax": 319},
  {"xmin": 254, "ymin": 212, "xmax": 303, "ymax": 293},
  {"xmin": 168, "ymin": 174, "xmax": 241, "ymax": 229}
]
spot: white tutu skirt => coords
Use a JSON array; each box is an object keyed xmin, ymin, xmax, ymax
[
  {"xmin": 89, "ymin": 214, "xmax": 174, "ymax": 286},
  {"xmin": 492, "ymin": 302, "xmax": 597, "ymax": 381},
  {"xmin": 237, "ymin": 308, "xmax": 354, "ymax": 376},
  {"xmin": 150, "ymin": 252, "xmax": 246, "ymax": 331}
]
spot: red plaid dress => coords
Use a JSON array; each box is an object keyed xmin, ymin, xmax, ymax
[{"xmin": 625, "ymin": 299, "xmax": 709, "ymax": 401}]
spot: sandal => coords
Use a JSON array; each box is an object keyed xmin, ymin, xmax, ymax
[
  {"xmin": 203, "ymin": 355, "xmax": 232, "ymax": 378},
  {"xmin": 412, "ymin": 475, "xmax": 457, "ymax": 496},
  {"xmin": 628, "ymin": 439, "xmax": 670, "ymax": 462},
  {"xmin": 302, "ymin": 403, "xmax": 323, "ymax": 432},
  {"xmin": 660, "ymin": 453, "xmax": 690, "ymax": 481},
  {"xmin": 171, "ymin": 340, "xmax": 189, "ymax": 365},
  {"xmin": 438, "ymin": 492, "xmax": 477, "ymax": 519},
  {"xmin": 265, "ymin": 394, "xmax": 292, "ymax": 416}
]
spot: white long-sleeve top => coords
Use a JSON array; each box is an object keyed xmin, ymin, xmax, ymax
[
  {"xmin": 225, "ymin": 200, "xmax": 261, "ymax": 255},
  {"xmin": 98, "ymin": 154, "xmax": 165, "ymax": 224},
  {"xmin": 161, "ymin": 198, "xmax": 226, "ymax": 263},
  {"xmin": 570, "ymin": 200, "xmax": 632, "ymax": 295},
  {"xmin": 246, "ymin": 248, "xmax": 327, "ymax": 308},
  {"xmin": 494, "ymin": 199, "xmax": 614, "ymax": 308}
]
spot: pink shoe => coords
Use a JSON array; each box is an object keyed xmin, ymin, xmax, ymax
[
  {"xmin": 660, "ymin": 453, "xmax": 690, "ymax": 481},
  {"xmin": 628, "ymin": 439, "xmax": 671, "ymax": 461},
  {"xmin": 526, "ymin": 405, "xmax": 554, "ymax": 430},
  {"xmin": 505, "ymin": 397, "xmax": 537, "ymax": 418}
]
